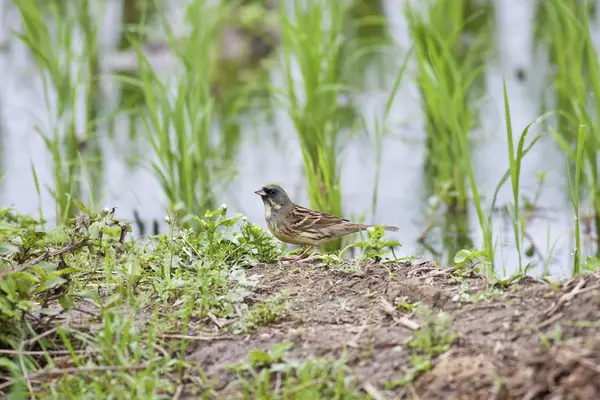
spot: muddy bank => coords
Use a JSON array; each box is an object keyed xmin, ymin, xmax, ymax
[{"xmin": 185, "ymin": 261, "xmax": 600, "ymax": 399}]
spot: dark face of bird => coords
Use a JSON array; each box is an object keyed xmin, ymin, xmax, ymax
[{"xmin": 254, "ymin": 185, "xmax": 292, "ymax": 218}]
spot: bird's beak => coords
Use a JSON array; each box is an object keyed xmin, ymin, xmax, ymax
[{"xmin": 254, "ymin": 188, "xmax": 266, "ymax": 197}]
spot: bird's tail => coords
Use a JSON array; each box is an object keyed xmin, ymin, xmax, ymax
[{"xmin": 356, "ymin": 224, "xmax": 399, "ymax": 232}]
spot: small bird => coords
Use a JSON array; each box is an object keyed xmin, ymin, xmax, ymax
[{"xmin": 254, "ymin": 184, "xmax": 399, "ymax": 262}]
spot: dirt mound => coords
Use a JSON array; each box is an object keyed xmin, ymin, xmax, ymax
[{"xmin": 183, "ymin": 262, "xmax": 600, "ymax": 399}]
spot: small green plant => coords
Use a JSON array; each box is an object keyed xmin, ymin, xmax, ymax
[
  {"xmin": 502, "ymin": 82, "xmax": 546, "ymax": 274},
  {"xmin": 395, "ymin": 296, "xmax": 420, "ymax": 313},
  {"xmin": 190, "ymin": 206, "xmax": 284, "ymax": 266},
  {"xmin": 240, "ymin": 295, "xmax": 288, "ymax": 333},
  {"xmin": 236, "ymin": 341, "xmax": 294, "ymax": 370},
  {"xmin": 490, "ymin": 272, "xmax": 528, "ymax": 289},
  {"xmin": 231, "ymin": 342, "xmax": 365, "ymax": 399},
  {"xmin": 341, "ymin": 225, "xmax": 402, "ymax": 262},
  {"xmin": 307, "ymin": 226, "xmax": 403, "ymax": 271},
  {"xmin": 537, "ymin": 323, "xmax": 563, "ymax": 348},
  {"xmin": 583, "ymin": 257, "xmax": 600, "ymax": 272},
  {"xmin": 407, "ymin": 306, "xmax": 457, "ymax": 357},
  {"xmin": 457, "ymin": 282, "xmax": 503, "ymax": 303},
  {"xmin": 453, "ymin": 248, "xmax": 488, "ymax": 274},
  {"xmin": 0, "ymin": 203, "xmax": 130, "ymax": 349},
  {"xmin": 387, "ymin": 305, "xmax": 457, "ymax": 388}
]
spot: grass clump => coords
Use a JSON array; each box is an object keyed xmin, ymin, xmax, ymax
[
  {"xmin": 278, "ymin": 0, "xmax": 354, "ymax": 252},
  {"xmin": 405, "ymin": 0, "xmax": 490, "ymax": 212},
  {"xmin": 387, "ymin": 305, "xmax": 457, "ymax": 388},
  {"xmin": 406, "ymin": 306, "xmax": 457, "ymax": 359},
  {"xmin": 19, "ymin": 308, "xmax": 177, "ymax": 399},
  {"xmin": 0, "ymin": 209, "xmax": 70, "ymax": 349},
  {"xmin": 231, "ymin": 342, "xmax": 366, "ymax": 399},
  {"xmin": 0, "ymin": 203, "xmax": 130, "ymax": 350},
  {"xmin": 240, "ymin": 294, "xmax": 288, "ymax": 333},
  {"xmin": 125, "ymin": 0, "xmax": 243, "ymax": 224},
  {"xmin": 539, "ymin": 0, "xmax": 600, "ymax": 260},
  {"xmin": 14, "ymin": 0, "xmax": 103, "ymax": 224}
]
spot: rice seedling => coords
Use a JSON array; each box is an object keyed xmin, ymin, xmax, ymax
[
  {"xmin": 540, "ymin": 0, "xmax": 600, "ymax": 255},
  {"xmin": 278, "ymin": 0, "xmax": 355, "ymax": 251},
  {"xmin": 118, "ymin": 0, "xmax": 157, "ymax": 51},
  {"xmin": 405, "ymin": 0, "xmax": 490, "ymax": 212},
  {"xmin": 453, "ymin": 82, "xmax": 545, "ymax": 278},
  {"xmin": 14, "ymin": 0, "xmax": 102, "ymax": 224},
  {"xmin": 502, "ymin": 83, "xmax": 548, "ymax": 274},
  {"xmin": 567, "ymin": 125, "xmax": 587, "ymax": 275},
  {"xmin": 122, "ymin": 0, "xmax": 243, "ymax": 224},
  {"xmin": 369, "ymin": 46, "xmax": 412, "ymax": 215},
  {"xmin": 343, "ymin": 0, "xmax": 390, "ymax": 88},
  {"xmin": 114, "ymin": 0, "xmax": 157, "ymax": 136}
]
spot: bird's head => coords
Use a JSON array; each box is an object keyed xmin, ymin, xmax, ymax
[{"xmin": 254, "ymin": 184, "xmax": 292, "ymax": 210}]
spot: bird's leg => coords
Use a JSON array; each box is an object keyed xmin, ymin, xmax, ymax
[
  {"xmin": 280, "ymin": 246, "xmax": 313, "ymax": 262},
  {"xmin": 296, "ymin": 246, "xmax": 313, "ymax": 259}
]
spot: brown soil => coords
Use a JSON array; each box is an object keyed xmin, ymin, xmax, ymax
[{"xmin": 185, "ymin": 261, "xmax": 600, "ymax": 400}]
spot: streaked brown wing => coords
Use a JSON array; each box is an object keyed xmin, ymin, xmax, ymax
[{"xmin": 288, "ymin": 205, "xmax": 349, "ymax": 230}]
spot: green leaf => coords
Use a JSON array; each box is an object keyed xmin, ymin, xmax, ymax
[
  {"xmin": 11, "ymin": 271, "xmax": 37, "ymax": 285},
  {"xmin": 0, "ymin": 243, "xmax": 19, "ymax": 255},
  {"xmin": 22, "ymin": 230, "xmax": 46, "ymax": 249},
  {"xmin": 38, "ymin": 261, "xmax": 58, "ymax": 273},
  {"xmin": 39, "ymin": 307, "xmax": 62, "ymax": 316},
  {"xmin": 249, "ymin": 349, "xmax": 272, "ymax": 366},
  {"xmin": 453, "ymin": 249, "xmax": 472, "ymax": 264},
  {"xmin": 0, "ymin": 357, "xmax": 19, "ymax": 373},
  {"xmin": 59, "ymin": 293, "xmax": 74, "ymax": 310},
  {"xmin": 88, "ymin": 221, "xmax": 106, "ymax": 239},
  {"xmin": 271, "ymin": 341, "xmax": 293, "ymax": 360},
  {"xmin": 33, "ymin": 277, "xmax": 67, "ymax": 294},
  {"xmin": 270, "ymin": 362, "xmax": 292, "ymax": 374},
  {"xmin": 72, "ymin": 198, "xmax": 92, "ymax": 216}
]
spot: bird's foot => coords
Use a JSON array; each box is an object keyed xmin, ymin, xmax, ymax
[
  {"xmin": 294, "ymin": 254, "xmax": 322, "ymax": 263},
  {"xmin": 280, "ymin": 246, "xmax": 313, "ymax": 263},
  {"xmin": 280, "ymin": 255, "xmax": 303, "ymax": 262},
  {"xmin": 280, "ymin": 253, "xmax": 311, "ymax": 262}
]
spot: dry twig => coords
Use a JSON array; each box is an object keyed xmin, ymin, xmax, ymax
[
  {"xmin": 378, "ymin": 298, "xmax": 420, "ymax": 331},
  {"xmin": 544, "ymin": 278, "xmax": 597, "ymax": 316},
  {"xmin": 363, "ymin": 381, "xmax": 388, "ymax": 400},
  {"xmin": 0, "ymin": 241, "xmax": 86, "ymax": 278},
  {"xmin": 158, "ymin": 333, "xmax": 231, "ymax": 341}
]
